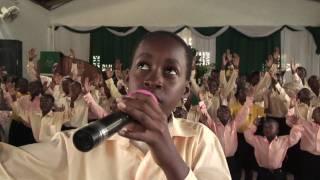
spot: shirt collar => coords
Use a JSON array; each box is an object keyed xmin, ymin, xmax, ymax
[
  {"xmin": 263, "ymin": 136, "xmax": 278, "ymax": 143},
  {"xmin": 40, "ymin": 110, "xmax": 54, "ymax": 117},
  {"xmin": 108, "ymin": 113, "xmax": 197, "ymax": 144},
  {"xmin": 169, "ymin": 114, "xmax": 197, "ymax": 137}
]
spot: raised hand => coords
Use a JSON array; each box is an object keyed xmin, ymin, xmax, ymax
[
  {"xmin": 82, "ymin": 77, "xmax": 91, "ymax": 94},
  {"xmin": 222, "ymin": 53, "xmax": 228, "ymax": 69},
  {"xmin": 290, "ymin": 60, "xmax": 297, "ymax": 74},
  {"xmin": 28, "ymin": 48, "xmax": 37, "ymax": 61},
  {"xmin": 116, "ymin": 92, "xmax": 189, "ymax": 179},
  {"xmin": 226, "ymin": 49, "xmax": 232, "ymax": 61},
  {"xmin": 273, "ymin": 47, "xmax": 280, "ymax": 61},
  {"xmin": 232, "ymin": 53, "xmax": 240, "ymax": 69},
  {"xmin": 106, "ymin": 68, "xmax": 114, "ymax": 79},
  {"xmin": 69, "ymin": 48, "xmax": 75, "ymax": 58},
  {"xmin": 266, "ymin": 55, "xmax": 273, "ymax": 68}
]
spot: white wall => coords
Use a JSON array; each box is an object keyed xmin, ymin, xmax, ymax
[
  {"xmin": 0, "ymin": 0, "xmax": 50, "ymax": 78},
  {"xmin": 50, "ymin": 0, "xmax": 320, "ymax": 26}
]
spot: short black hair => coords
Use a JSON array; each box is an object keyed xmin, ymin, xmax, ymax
[
  {"xmin": 217, "ymin": 105, "xmax": 230, "ymax": 113},
  {"xmin": 16, "ymin": 78, "xmax": 29, "ymax": 94},
  {"xmin": 132, "ymin": 31, "xmax": 193, "ymax": 80},
  {"xmin": 29, "ymin": 80, "xmax": 44, "ymax": 101},
  {"xmin": 264, "ymin": 118, "xmax": 279, "ymax": 128},
  {"xmin": 297, "ymin": 88, "xmax": 312, "ymax": 104},
  {"xmin": 308, "ymin": 75, "xmax": 319, "ymax": 86},
  {"xmin": 296, "ymin": 66, "xmax": 307, "ymax": 78},
  {"xmin": 71, "ymin": 81, "xmax": 82, "ymax": 90}
]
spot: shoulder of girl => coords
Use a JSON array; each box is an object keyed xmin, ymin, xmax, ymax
[{"xmin": 173, "ymin": 118, "xmax": 217, "ymax": 140}]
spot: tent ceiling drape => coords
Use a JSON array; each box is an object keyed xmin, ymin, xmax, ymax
[{"xmin": 51, "ymin": 25, "xmax": 320, "ymax": 77}]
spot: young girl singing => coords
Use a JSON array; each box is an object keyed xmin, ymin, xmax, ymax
[{"xmin": 0, "ymin": 31, "xmax": 230, "ymax": 180}]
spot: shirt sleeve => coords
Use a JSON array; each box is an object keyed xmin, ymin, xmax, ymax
[
  {"xmin": 220, "ymin": 70, "xmax": 238, "ymax": 98},
  {"xmin": 219, "ymin": 70, "xmax": 227, "ymax": 90},
  {"xmin": 105, "ymin": 79, "xmax": 122, "ymax": 99},
  {"xmin": 292, "ymin": 73, "xmax": 303, "ymax": 85},
  {"xmin": 234, "ymin": 97, "xmax": 253, "ymax": 128},
  {"xmin": 186, "ymin": 125, "xmax": 231, "ymax": 180},
  {"xmin": 275, "ymin": 83, "xmax": 291, "ymax": 104},
  {"xmin": 11, "ymin": 101, "xmax": 30, "ymax": 124},
  {"xmin": 190, "ymin": 70, "xmax": 200, "ymax": 96},
  {"xmin": 254, "ymin": 72, "xmax": 272, "ymax": 101},
  {"xmin": 285, "ymin": 108, "xmax": 296, "ymax": 127},
  {"xmin": 288, "ymin": 125, "xmax": 304, "ymax": 147},
  {"xmin": 244, "ymin": 125, "xmax": 258, "ymax": 147},
  {"xmin": 0, "ymin": 133, "xmax": 69, "ymax": 179},
  {"xmin": 83, "ymin": 92, "xmax": 109, "ymax": 119}
]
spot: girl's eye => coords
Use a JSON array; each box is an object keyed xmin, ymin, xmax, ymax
[
  {"xmin": 137, "ymin": 63, "xmax": 150, "ymax": 70},
  {"xmin": 165, "ymin": 67, "xmax": 178, "ymax": 75}
]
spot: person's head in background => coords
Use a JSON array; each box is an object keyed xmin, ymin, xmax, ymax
[
  {"xmin": 61, "ymin": 77, "xmax": 73, "ymax": 96},
  {"xmin": 92, "ymin": 73, "xmax": 103, "ymax": 88},
  {"xmin": 263, "ymin": 118, "xmax": 279, "ymax": 142},
  {"xmin": 127, "ymin": 31, "xmax": 193, "ymax": 116},
  {"xmin": 217, "ymin": 105, "xmax": 232, "ymax": 126},
  {"xmin": 247, "ymin": 71, "xmax": 260, "ymax": 87},
  {"xmin": 52, "ymin": 63, "xmax": 59, "ymax": 74},
  {"xmin": 15, "ymin": 78, "xmax": 29, "ymax": 95},
  {"xmin": 235, "ymin": 85, "xmax": 250, "ymax": 105},
  {"xmin": 69, "ymin": 81, "xmax": 82, "ymax": 101},
  {"xmin": 297, "ymin": 88, "xmax": 312, "ymax": 106},
  {"xmin": 173, "ymin": 106, "xmax": 188, "ymax": 119},
  {"xmin": 29, "ymin": 80, "xmax": 43, "ymax": 101},
  {"xmin": 4, "ymin": 75, "xmax": 17, "ymax": 90},
  {"xmin": 296, "ymin": 66, "xmax": 307, "ymax": 82},
  {"xmin": 114, "ymin": 69, "xmax": 123, "ymax": 80},
  {"xmin": 207, "ymin": 78, "xmax": 219, "ymax": 95},
  {"xmin": 210, "ymin": 69, "xmax": 219, "ymax": 81},
  {"xmin": 236, "ymin": 75, "xmax": 247, "ymax": 90},
  {"xmin": 274, "ymin": 70, "xmax": 286, "ymax": 86},
  {"xmin": 308, "ymin": 75, "xmax": 319, "ymax": 96},
  {"xmin": 114, "ymin": 58, "xmax": 122, "ymax": 71},
  {"xmin": 40, "ymin": 94, "xmax": 55, "ymax": 116},
  {"xmin": 312, "ymin": 107, "xmax": 320, "ymax": 125},
  {"xmin": 198, "ymin": 88, "xmax": 209, "ymax": 102},
  {"xmin": 53, "ymin": 71, "xmax": 63, "ymax": 85},
  {"xmin": 100, "ymin": 83, "xmax": 111, "ymax": 98}
]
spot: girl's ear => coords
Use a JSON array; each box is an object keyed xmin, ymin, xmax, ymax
[{"xmin": 182, "ymin": 81, "xmax": 190, "ymax": 99}]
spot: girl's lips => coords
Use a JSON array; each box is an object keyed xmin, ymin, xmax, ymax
[{"xmin": 128, "ymin": 89, "xmax": 161, "ymax": 105}]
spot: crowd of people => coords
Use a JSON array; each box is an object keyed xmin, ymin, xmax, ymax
[{"xmin": 0, "ymin": 31, "xmax": 319, "ymax": 180}]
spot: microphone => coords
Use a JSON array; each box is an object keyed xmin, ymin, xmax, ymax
[{"xmin": 73, "ymin": 89, "xmax": 158, "ymax": 152}]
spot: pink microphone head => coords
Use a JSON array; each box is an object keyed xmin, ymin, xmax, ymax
[{"xmin": 128, "ymin": 89, "xmax": 159, "ymax": 105}]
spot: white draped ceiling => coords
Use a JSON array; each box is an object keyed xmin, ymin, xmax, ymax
[{"xmin": 51, "ymin": 25, "xmax": 320, "ymax": 78}]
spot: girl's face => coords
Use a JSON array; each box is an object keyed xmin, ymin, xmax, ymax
[
  {"xmin": 312, "ymin": 107, "xmax": 320, "ymax": 124},
  {"xmin": 217, "ymin": 106, "xmax": 231, "ymax": 125},
  {"xmin": 40, "ymin": 96, "xmax": 54, "ymax": 114},
  {"xmin": 29, "ymin": 82, "xmax": 42, "ymax": 96},
  {"xmin": 128, "ymin": 37, "xmax": 189, "ymax": 116}
]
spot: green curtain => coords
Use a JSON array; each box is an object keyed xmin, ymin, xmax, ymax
[
  {"xmin": 216, "ymin": 27, "xmax": 281, "ymax": 75},
  {"xmin": 306, "ymin": 26, "xmax": 320, "ymax": 54},
  {"xmin": 90, "ymin": 27, "xmax": 148, "ymax": 69},
  {"xmin": 39, "ymin": 51, "xmax": 63, "ymax": 74}
]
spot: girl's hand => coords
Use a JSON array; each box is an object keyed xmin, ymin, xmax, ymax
[{"xmin": 116, "ymin": 92, "xmax": 189, "ymax": 180}]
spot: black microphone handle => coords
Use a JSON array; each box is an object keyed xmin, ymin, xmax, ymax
[{"xmin": 73, "ymin": 112, "xmax": 132, "ymax": 152}]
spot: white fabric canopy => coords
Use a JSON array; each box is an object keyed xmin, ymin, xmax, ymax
[
  {"xmin": 51, "ymin": 25, "xmax": 319, "ymax": 77},
  {"xmin": 281, "ymin": 27, "xmax": 320, "ymax": 82},
  {"xmin": 53, "ymin": 26, "xmax": 90, "ymax": 61}
]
